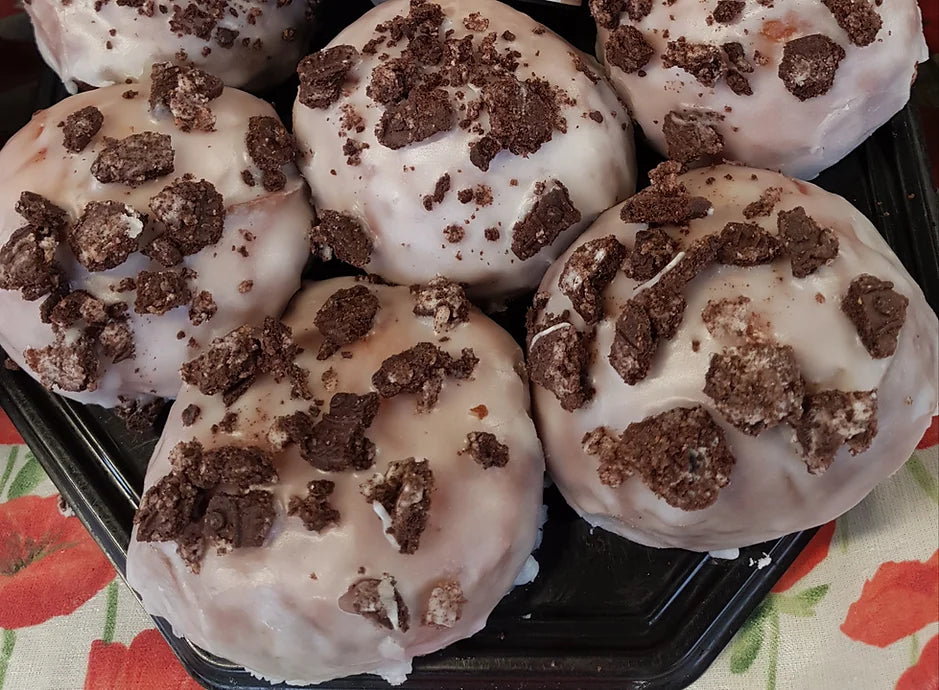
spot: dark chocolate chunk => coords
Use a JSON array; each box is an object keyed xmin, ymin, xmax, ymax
[
  {"xmin": 372, "ymin": 342, "xmax": 477, "ymax": 411},
  {"xmin": 62, "ymin": 106, "xmax": 104, "ymax": 153},
  {"xmin": 345, "ymin": 575, "xmax": 410, "ymax": 631},
  {"xmin": 410, "ymin": 277, "xmax": 470, "ymax": 333},
  {"xmin": 246, "ymin": 116, "xmax": 295, "ymax": 192},
  {"xmin": 314, "ymin": 284, "xmax": 380, "ymax": 359},
  {"xmin": 713, "ymin": 0, "xmax": 744, "ymax": 23},
  {"xmin": 717, "ymin": 222, "xmax": 783, "ymax": 266},
  {"xmin": 743, "ymin": 187, "xmax": 783, "ymax": 219},
  {"xmin": 822, "ymin": 0, "xmax": 882, "ymax": 47},
  {"xmin": 91, "ymin": 132, "xmax": 175, "ymax": 187},
  {"xmin": 148, "ymin": 63, "xmax": 224, "ymax": 132},
  {"xmin": 297, "ymin": 44, "xmax": 358, "ymax": 110},
  {"xmin": 376, "ymin": 87, "xmax": 453, "ymax": 150},
  {"xmin": 558, "ymin": 235, "xmax": 627, "ymax": 324},
  {"xmin": 134, "ymin": 270, "xmax": 192, "ymax": 315},
  {"xmin": 360, "ymin": 457, "xmax": 433, "ymax": 554},
  {"xmin": 69, "ymin": 201, "xmax": 144, "ymax": 272},
  {"xmin": 528, "ymin": 322, "xmax": 593, "ymax": 411},
  {"xmin": 24, "ymin": 332, "xmax": 99, "ymax": 393},
  {"xmin": 423, "ymin": 579, "xmax": 466, "ymax": 628},
  {"xmin": 663, "ymin": 110, "xmax": 724, "ymax": 164},
  {"xmin": 180, "ymin": 325, "xmax": 262, "ymax": 404},
  {"xmin": 288, "ymin": 480, "xmax": 340, "ymax": 532},
  {"xmin": 778, "ymin": 34, "xmax": 845, "ymax": 100},
  {"xmin": 777, "ymin": 206, "xmax": 838, "ymax": 278},
  {"xmin": 512, "ymin": 180, "xmax": 581, "ymax": 261},
  {"xmin": 15, "ymin": 192, "xmax": 68, "ymax": 230},
  {"xmin": 662, "ymin": 38, "xmax": 726, "ymax": 87},
  {"xmin": 794, "ymin": 389, "xmax": 878, "ymax": 473},
  {"xmin": 461, "ymin": 431, "xmax": 509, "ymax": 468},
  {"xmin": 605, "ymin": 25, "xmax": 653, "ymax": 75},
  {"xmin": 483, "ymin": 77, "xmax": 558, "ymax": 156},
  {"xmin": 704, "ymin": 343, "xmax": 805, "ymax": 435},
  {"xmin": 149, "ymin": 177, "xmax": 224, "ymax": 255},
  {"xmin": 841, "ymin": 274, "xmax": 908, "ymax": 358},
  {"xmin": 624, "ymin": 227, "xmax": 680, "ymax": 282},
  {"xmin": 311, "ymin": 210, "xmax": 373, "ymax": 268},
  {"xmin": 598, "ymin": 406, "xmax": 735, "ymax": 511}
]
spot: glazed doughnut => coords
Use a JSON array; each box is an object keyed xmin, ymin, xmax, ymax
[
  {"xmin": 26, "ymin": 0, "xmax": 314, "ymax": 92},
  {"xmin": 528, "ymin": 162, "xmax": 938, "ymax": 551},
  {"xmin": 0, "ymin": 64, "xmax": 312, "ymax": 410},
  {"xmin": 589, "ymin": 0, "xmax": 928, "ymax": 179},
  {"xmin": 293, "ymin": 0, "xmax": 636, "ymax": 299},
  {"xmin": 126, "ymin": 276, "xmax": 545, "ymax": 684}
]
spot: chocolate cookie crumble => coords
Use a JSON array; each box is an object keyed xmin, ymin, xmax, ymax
[
  {"xmin": 288, "ymin": 480, "xmax": 340, "ymax": 532},
  {"xmin": 794, "ymin": 389, "xmax": 878, "ymax": 473},
  {"xmin": 778, "ymin": 34, "xmax": 845, "ymax": 101},
  {"xmin": 62, "ymin": 106, "xmax": 104, "ymax": 153},
  {"xmin": 360, "ymin": 457, "xmax": 434, "ymax": 554},
  {"xmin": 460, "ymin": 431, "xmax": 509, "ymax": 468},
  {"xmin": 777, "ymin": 206, "xmax": 838, "ymax": 278},
  {"xmin": 558, "ymin": 235, "xmax": 627, "ymax": 324},
  {"xmin": 314, "ymin": 284, "xmax": 380, "ymax": 359},
  {"xmin": 91, "ymin": 132, "xmax": 175, "ymax": 187},
  {"xmin": 841, "ymin": 274, "xmax": 908, "ymax": 359},
  {"xmin": 372, "ymin": 342, "xmax": 478, "ymax": 411}
]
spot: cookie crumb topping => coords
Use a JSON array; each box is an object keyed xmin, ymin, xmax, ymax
[{"xmin": 361, "ymin": 457, "xmax": 434, "ymax": 554}]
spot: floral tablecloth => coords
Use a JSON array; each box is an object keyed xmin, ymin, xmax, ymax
[{"xmin": 0, "ymin": 409, "xmax": 936, "ymax": 690}]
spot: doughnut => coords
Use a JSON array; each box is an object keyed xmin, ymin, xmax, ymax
[
  {"xmin": 0, "ymin": 64, "xmax": 312, "ymax": 411},
  {"xmin": 293, "ymin": 0, "xmax": 637, "ymax": 299},
  {"xmin": 26, "ymin": 0, "xmax": 315, "ymax": 92},
  {"xmin": 125, "ymin": 276, "xmax": 545, "ymax": 684},
  {"xmin": 528, "ymin": 162, "xmax": 938, "ymax": 551},
  {"xmin": 589, "ymin": 0, "xmax": 928, "ymax": 179}
]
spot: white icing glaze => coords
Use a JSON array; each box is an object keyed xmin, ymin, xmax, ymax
[
  {"xmin": 594, "ymin": 0, "xmax": 928, "ymax": 179},
  {"xmin": 532, "ymin": 164, "xmax": 938, "ymax": 551},
  {"xmin": 26, "ymin": 0, "xmax": 311, "ymax": 92},
  {"xmin": 293, "ymin": 0, "xmax": 637, "ymax": 299},
  {"xmin": 0, "ymin": 76, "xmax": 313, "ymax": 407},
  {"xmin": 126, "ymin": 277, "xmax": 545, "ymax": 685}
]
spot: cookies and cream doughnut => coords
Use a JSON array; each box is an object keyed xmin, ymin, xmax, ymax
[
  {"xmin": 126, "ymin": 276, "xmax": 545, "ymax": 684},
  {"xmin": 528, "ymin": 162, "xmax": 938, "ymax": 551},
  {"xmin": 293, "ymin": 0, "xmax": 636, "ymax": 299},
  {"xmin": 0, "ymin": 64, "xmax": 312, "ymax": 410},
  {"xmin": 26, "ymin": 0, "xmax": 315, "ymax": 92},
  {"xmin": 590, "ymin": 0, "xmax": 928, "ymax": 179}
]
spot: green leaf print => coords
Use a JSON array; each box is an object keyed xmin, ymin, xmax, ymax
[
  {"xmin": 906, "ymin": 454, "xmax": 939, "ymax": 505},
  {"xmin": 730, "ymin": 598, "xmax": 772, "ymax": 674},
  {"xmin": 7, "ymin": 452, "xmax": 43, "ymax": 500},
  {"xmin": 776, "ymin": 584, "xmax": 829, "ymax": 618}
]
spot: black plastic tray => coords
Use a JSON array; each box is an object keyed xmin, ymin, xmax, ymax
[{"xmin": 1, "ymin": 1, "xmax": 938, "ymax": 689}]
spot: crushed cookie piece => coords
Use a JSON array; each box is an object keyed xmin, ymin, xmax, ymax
[
  {"xmin": 91, "ymin": 132, "xmax": 175, "ymax": 187},
  {"xmin": 149, "ymin": 62, "xmax": 223, "ymax": 132},
  {"xmin": 717, "ymin": 222, "xmax": 783, "ymax": 266},
  {"xmin": 62, "ymin": 106, "xmax": 104, "ymax": 152},
  {"xmin": 314, "ymin": 284, "xmax": 380, "ymax": 359},
  {"xmin": 662, "ymin": 38, "xmax": 726, "ymax": 87},
  {"xmin": 0, "ymin": 226, "xmax": 63, "ymax": 301},
  {"xmin": 460, "ymin": 431, "xmax": 509, "ymax": 468},
  {"xmin": 134, "ymin": 270, "xmax": 191, "ymax": 315},
  {"xmin": 15, "ymin": 192, "xmax": 68, "ymax": 231},
  {"xmin": 410, "ymin": 277, "xmax": 470, "ymax": 333},
  {"xmin": 246, "ymin": 116, "xmax": 295, "ymax": 192},
  {"xmin": 311, "ymin": 210, "xmax": 373, "ymax": 268},
  {"xmin": 778, "ymin": 34, "xmax": 845, "ymax": 100},
  {"xmin": 423, "ymin": 173, "xmax": 450, "ymax": 211},
  {"xmin": 704, "ymin": 343, "xmax": 805, "ymax": 435},
  {"xmin": 600, "ymin": 406, "xmax": 735, "ymax": 510},
  {"xmin": 24, "ymin": 332, "xmax": 99, "ymax": 392},
  {"xmin": 469, "ymin": 135, "xmax": 502, "ymax": 172},
  {"xmin": 268, "ymin": 409, "xmax": 318, "ymax": 450},
  {"xmin": 297, "ymin": 44, "xmax": 358, "ymax": 109},
  {"xmin": 743, "ymin": 187, "xmax": 783, "ymax": 219},
  {"xmin": 299, "ymin": 393, "xmax": 380, "ymax": 471},
  {"xmin": 69, "ymin": 201, "xmax": 144, "ymax": 272},
  {"xmin": 288, "ymin": 480, "xmax": 340, "ymax": 532},
  {"xmin": 344, "ymin": 575, "xmax": 410, "ymax": 631},
  {"xmin": 559, "ymin": 235, "xmax": 627, "ymax": 324},
  {"xmin": 624, "ymin": 228, "xmax": 680, "ymax": 282},
  {"xmin": 512, "ymin": 180, "xmax": 580, "ymax": 261},
  {"xmin": 443, "ymin": 224, "xmax": 464, "ymax": 244},
  {"xmin": 822, "ymin": 0, "xmax": 881, "ymax": 47},
  {"xmin": 605, "ymin": 25, "xmax": 653, "ymax": 75},
  {"xmin": 360, "ymin": 457, "xmax": 434, "ymax": 554},
  {"xmin": 423, "ymin": 579, "xmax": 465, "ymax": 628},
  {"xmin": 609, "ymin": 300, "xmax": 656, "ymax": 385},
  {"xmin": 713, "ymin": 0, "xmax": 744, "ymax": 22},
  {"xmin": 372, "ymin": 342, "xmax": 477, "ymax": 411},
  {"xmin": 663, "ymin": 110, "xmax": 724, "ymax": 164},
  {"xmin": 777, "ymin": 206, "xmax": 838, "ymax": 278},
  {"xmin": 483, "ymin": 77, "xmax": 559, "ymax": 156},
  {"xmin": 528, "ymin": 322, "xmax": 593, "ymax": 411},
  {"xmin": 189, "ymin": 290, "xmax": 217, "ymax": 326},
  {"xmin": 620, "ymin": 162, "xmax": 712, "ymax": 226},
  {"xmin": 181, "ymin": 404, "xmax": 201, "ymax": 426},
  {"xmin": 841, "ymin": 274, "xmax": 908, "ymax": 358},
  {"xmin": 180, "ymin": 325, "xmax": 261, "ymax": 404},
  {"xmin": 376, "ymin": 87, "xmax": 453, "ymax": 150},
  {"xmin": 794, "ymin": 389, "xmax": 877, "ymax": 473},
  {"xmin": 149, "ymin": 177, "xmax": 225, "ymax": 255},
  {"xmin": 588, "ymin": 0, "xmax": 626, "ymax": 29}
]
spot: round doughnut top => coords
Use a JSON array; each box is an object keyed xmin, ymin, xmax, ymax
[
  {"xmin": 529, "ymin": 162, "xmax": 938, "ymax": 551},
  {"xmin": 293, "ymin": 0, "xmax": 637, "ymax": 299},
  {"xmin": 26, "ymin": 0, "xmax": 313, "ymax": 92},
  {"xmin": 0, "ymin": 65, "xmax": 312, "ymax": 408},
  {"xmin": 126, "ymin": 277, "xmax": 545, "ymax": 684},
  {"xmin": 590, "ymin": 0, "xmax": 927, "ymax": 179}
]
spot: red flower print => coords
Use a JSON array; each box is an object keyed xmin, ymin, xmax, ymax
[
  {"xmin": 841, "ymin": 551, "xmax": 939, "ymax": 648},
  {"xmin": 772, "ymin": 520, "xmax": 836, "ymax": 593},
  {"xmin": 85, "ymin": 629, "xmax": 201, "ymax": 690},
  {"xmin": 0, "ymin": 410, "xmax": 21, "ymax": 445},
  {"xmin": 897, "ymin": 634, "xmax": 939, "ymax": 690},
  {"xmin": 0, "ymin": 495, "xmax": 113, "ymax": 628},
  {"xmin": 917, "ymin": 417, "xmax": 939, "ymax": 450}
]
